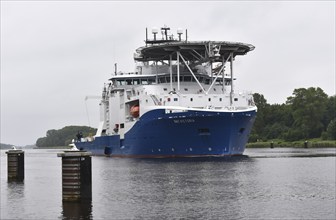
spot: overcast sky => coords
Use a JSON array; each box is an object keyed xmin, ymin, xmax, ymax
[{"xmin": 1, "ymin": 1, "xmax": 335, "ymax": 146}]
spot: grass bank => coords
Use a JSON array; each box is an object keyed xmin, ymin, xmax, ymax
[{"xmin": 247, "ymin": 139, "xmax": 336, "ymax": 148}]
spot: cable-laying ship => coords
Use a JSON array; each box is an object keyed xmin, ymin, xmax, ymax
[{"xmin": 76, "ymin": 26, "xmax": 257, "ymax": 157}]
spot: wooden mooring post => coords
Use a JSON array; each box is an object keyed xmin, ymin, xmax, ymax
[
  {"xmin": 57, "ymin": 151, "xmax": 92, "ymax": 202},
  {"xmin": 6, "ymin": 149, "xmax": 24, "ymax": 182}
]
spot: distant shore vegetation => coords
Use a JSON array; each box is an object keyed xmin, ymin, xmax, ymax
[
  {"xmin": 35, "ymin": 126, "xmax": 97, "ymax": 148},
  {"xmin": 0, "ymin": 143, "xmax": 14, "ymax": 149},
  {"xmin": 33, "ymin": 87, "xmax": 335, "ymax": 148}
]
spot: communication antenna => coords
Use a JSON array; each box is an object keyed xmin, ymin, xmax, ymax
[
  {"xmin": 114, "ymin": 63, "xmax": 117, "ymax": 75},
  {"xmin": 177, "ymin": 28, "xmax": 183, "ymax": 41},
  {"xmin": 185, "ymin": 29, "xmax": 188, "ymax": 42},
  {"xmin": 152, "ymin": 27, "xmax": 158, "ymax": 41},
  {"xmin": 161, "ymin": 25, "xmax": 170, "ymax": 40}
]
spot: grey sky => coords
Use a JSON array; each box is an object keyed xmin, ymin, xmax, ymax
[{"xmin": 1, "ymin": 1, "xmax": 335, "ymax": 146}]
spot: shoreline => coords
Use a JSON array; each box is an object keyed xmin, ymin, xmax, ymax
[{"xmin": 247, "ymin": 140, "xmax": 336, "ymax": 148}]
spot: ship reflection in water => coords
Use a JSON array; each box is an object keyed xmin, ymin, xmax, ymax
[
  {"xmin": 62, "ymin": 201, "xmax": 92, "ymax": 220},
  {"xmin": 0, "ymin": 148, "xmax": 335, "ymax": 220}
]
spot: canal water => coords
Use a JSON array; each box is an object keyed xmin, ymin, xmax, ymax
[{"xmin": 1, "ymin": 148, "xmax": 335, "ymax": 219}]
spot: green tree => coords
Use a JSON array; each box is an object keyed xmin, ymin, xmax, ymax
[
  {"xmin": 263, "ymin": 122, "xmax": 290, "ymax": 140},
  {"xmin": 250, "ymin": 93, "xmax": 269, "ymax": 141},
  {"xmin": 322, "ymin": 119, "xmax": 336, "ymax": 140},
  {"xmin": 286, "ymin": 87, "xmax": 328, "ymax": 139},
  {"xmin": 254, "ymin": 102, "xmax": 292, "ymax": 140},
  {"xmin": 323, "ymin": 96, "xmax": 336, "ymax": 129}
]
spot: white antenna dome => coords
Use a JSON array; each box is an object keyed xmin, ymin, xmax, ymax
[{"xmin": 152, "ymin": 27, "xmax": 158, "ymax": 34}]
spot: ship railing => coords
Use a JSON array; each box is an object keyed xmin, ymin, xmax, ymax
[
  {"xmin": 234, "ymin": 106, "xmax": 249, "ymax": 110},
  {"xmin": 224, "ymin": 106, "xmax": 236, "ymax": 111}
]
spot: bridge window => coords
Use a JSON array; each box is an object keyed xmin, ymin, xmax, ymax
[
  {"xmin": 198, "ymin": 77, "xmax": 204, "ymax": 83},
  {"xmin": 117, "ymin": 80, "xmax": 126, "ymax": 85},
  {"xmin": 184, "ymin": 76, "xmax": 192, "ymax": 82},
  {"xmin": 159, "ymin": 77, "xmax": 166, "ymax": 83},
  {"xmin": 141, "ymin": 79, "xmax": 148, "ymax": 85},
  {"xmin": 126, "ymin": 79, "xmax": 132, "ymax": 85},
  {"xmin": 216, "ymin": 79, "xmax": 223, "ymax": 85},
  {"xmin": 133, "ymin": 79, "xmax": 140, "ymax": 85},
  {"xmin": 148, "ymin": 78, "xmax": 155, "ymax": 84}
]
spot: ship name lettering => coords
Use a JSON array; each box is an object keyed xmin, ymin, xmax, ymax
[{"xmin": 173, "ymin": 119, "xmax": 195, "ymax": 124}]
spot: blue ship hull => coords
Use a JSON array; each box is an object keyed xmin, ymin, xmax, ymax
[{"xmin": 76, "ymin": 109, "xmax": 256, "ymax": 158}]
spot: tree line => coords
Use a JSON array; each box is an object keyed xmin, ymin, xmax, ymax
[
  {"xmin": 36, "ymin": 126, "xmax": 97, "ymax": 147},
  {"xmin": 250, "ymin": 87, "xmax": 335, "ymax": 142}
]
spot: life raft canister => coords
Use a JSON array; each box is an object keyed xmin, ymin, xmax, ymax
[{"xmin": 130, "ymin": 105, "xmax": 140, "ymax": 118}]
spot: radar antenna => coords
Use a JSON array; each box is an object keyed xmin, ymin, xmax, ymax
[{"xmin": 161, "ymin": 25, "xmax": 170, "ymax": 40}]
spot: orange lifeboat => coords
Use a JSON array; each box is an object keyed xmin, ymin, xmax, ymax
[{"xmin": 130, "ymin": 105, "xmax": 140, "ymax": 118}]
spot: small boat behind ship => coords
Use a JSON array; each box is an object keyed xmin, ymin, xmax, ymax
[{"xmin": 76, "ymin": 26, "xmax": 257, "ymax": 158}]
